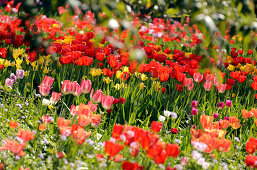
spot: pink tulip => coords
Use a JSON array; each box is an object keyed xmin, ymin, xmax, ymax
[
  {"xmin": 88, "ymin": 101, "xmax": 98, "ymax": 112},
  {"xmin": 212, "ymin": 75, "xmax": 219, "ymax": 86},
  {"xmin": 61, "ymin": 80, "xmax": 72, "ymax": 94},
  {"xmin": 5, "ymin": 78, "xmax": 14, "ymax": 88},
  {"xmin": 216, "ymin": 84, "xmax": 226, "ymax": 93},
  {"xmin": 70, "ymin": 105, "xmax": 78, "ymax": 116},
  {"xmin": 184, "ymin": 78, "xmax": 193, "ymax": 87},
  {"xmin": 90, "ymin": 89, "xmax": 103, "ymax": 103},
  {"xmin": 71, "ymin": 81, "xmax": 82, "ymax": 96},
  {"xmin": 205, "ymin": 74, "xmax": 213, "ymax": 83},
  {"xmin": 187, "ymin": 83, "xmax": 194, "ymax": 91},
  {"xmin": 39, "ymin": 76, "xmax": 55, "ymax": 96},
  {"xmin": 193, "ymin": 73, "xmax": 203, "ymax": 83},
  {"xmin": 191, "ymin": 100, "xmax": 198, "ymax": 108},
  {"xmin": 203, "ymin": 81, "xmax": 213, "ymax": 91},
  {"xmin": 50, "ymin": 92, "xmax": 62, "ymax": 104},
  {"xmin": 81, "ymin": 79, "xmax": 92, "ymax": 94},
  {"xmin": 101, "ymin": 95, "xmax": 114, "ymax": 110}
]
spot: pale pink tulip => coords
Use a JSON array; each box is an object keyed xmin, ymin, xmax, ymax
[
  {"xmin": 216, "ymin": 84, "xmax": 226, "ymax": 93},
  {"xmin": 61, "ymin": 80, "xmax": 72, "ymax": 94},
  {"xmin": 38, "ymin": 76, "xmax": 55, "ymax": 96},
  {"xmin": 71, "ymin": 81, "xmax": 82, "ymax": 96},
  {"xmin": 184, "ymin": 78, "xmax": 193, "ymax": 87},
  {"xmin": 203, "ymin": 81, "xmax": 213, "ymax": 91},
  {"xmin": 81, "ymin": 79, "xmax": 92, "ymax": 94},
  {"xmin": 50, "ymin": 92, "xmax": 62, "ymax": 104},
  {"xmin": 90, "ymin": 89, "xmax": 103, "ymax": 103},
  {"xmin": 193, "ymin": 73, "xmax": 203, "ymax": 83},
  {"xmin": 101, "ymin": 95, "xmax": 114, "ymax": 110},
  {"xmin": 88, "ymin": 101, "xmax": 98, "ymax": 112}
]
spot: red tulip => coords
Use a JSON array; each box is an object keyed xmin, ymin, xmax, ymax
[
  {"xmin": 151, "ymin": 121, "xmax": 162, "ymax": 133},
  {"xmin": 251, "ymin": 82, "xmax": 257, "ymax": 90},
  {"xmin": 105, "ymin": 140, "xmax": 124, "ymax": 157}
]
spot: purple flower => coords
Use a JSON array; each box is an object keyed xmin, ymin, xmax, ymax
[
  {"xmin": 10, "ymin": 73, "xmax": 17, "ymax": 82},
  {"xmin": 191, "ymin": 100, "xmax": 198, "ymax": 108},
  {"xmin": 191, "ymin": 108, "xmax": 198, "ymax": 116},
  {"xmin": 16, "ymin": 69, "xmax": 24, "ymax": 79},
  {"xmin": 218, "ymin": 102, "xmax": 225, "ymax": 109},
  {"xmin": 5, "ymin": 78, "xmax": 14, "ymax": 88},
  {"xmin": 226, "ymin": 100, "xmax": 232, "ymax": 107},
  {"xmin": 213, "ymin": 113, "xmax": 219, "ymax": 118}
]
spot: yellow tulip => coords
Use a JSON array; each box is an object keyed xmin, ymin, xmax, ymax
[
  {"xmin": 104, "ymin": 77, "xmax": 112, "ymax": 84},
  {"xmin": 95, "ymin": 69, "xmax": 102, "ymax": 76},
  {"xmin": 141, "ymin": 74, "xmax": 148, "ymax": 81},
  {"xmin": 4, "ymin": 60, "xmax": 11, "ymax": 67},
  {"xmin": 227, "ymin": 64, "xmax": 235, "ymax": 71},
  {"xmin": 114, "ymin": 84, "xmax": 121, "ymax": 90},
  {"xmin": 122, "ymin": 66, "xmax": 129, "ymax": 73},
  {"xmin": 116, "ymin": 71, "xmax": 122, "ymax": 79}
]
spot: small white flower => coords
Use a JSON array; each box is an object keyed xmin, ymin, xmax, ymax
[
  {"xmin": 197, "ymin": 158, "xmax": 205, "ymax": 166},
  {"xmin": 192, "ymin": 141, "xmax": 207, "ymax": 152},
  {"xmin": 202, "ymin": 162, "xmax": 210, "ymax": 169},
  {"xmin": 234, "ymin": 137, "xmax": 240, "ymax": 142},
  {"xmin": 120, "ymin": 134, "xmax": 126, "ymax": 142},
  {"xmin": 159, "ymin": 115, "xmax": 166, "ymax": 122},
  {"xmin": 42, "ymin": 99, "xmax": 51, "ymax": 106},
  {"xmin": 192, "ymin": 150, "xmax": 202, "ymax": 160},
  {"xmin": 164, "ymin": 110, "xmax": 172, "ymax": 117},
  {"xmin": 170, "ymin": 112, "xmax": 178, "ymax": 119},
  {"xmin": 109, "ymin": 137, "xmax": 116, "ymax": 143},
  {"xmin": 175, "ymin": 164, "xmax": 183, "ymax": 170},
  {"xmin": 108, "ymin": 18, "xmax": 119, "ymax": 29},
  {"xmin": 174, "ymin": 139, "xmax": 181, "ymax": 144}
]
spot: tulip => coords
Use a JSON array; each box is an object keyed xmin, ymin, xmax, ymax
[
  {"xmin": 50, "ymin": 92, "xmax": 62, "ymax": 104},
  {"xmin": 193, "ymin": 73, "xmax": 204, "ymax": 83},
  {"xmin": 5, "ymin": 78, "xmax": 14, "ymax": 88},
  {"xmin": 16, "ymin": 69, "xmax": 24, "ymax": 79},
  {"xmin": 213, "ymin": 113, "xmax": 219, "ymax": 118},
  {"xmin": 61, "ymin": 80, "xmax": 72, "ymax": 94},
  {"xmin": 184, "ymin": 78, "xmax": 193, "ymax": 87},
  {"xmin": 226, "ymin": 100, "xmax": 232, "ymax": 107},
  {"xmin": 10, "ymin": 73, "xmax": 17, "ymax": 82},
  {"xmin": 118, "ymin": 97, "xmax": 126, "ymax": 104},
  {"xmin": 71, "ymin": 81, "xmax": 82, "ymax": 96},
  {"xmin": 87, "ymin": 101, "xmax": 98, "ymax": 112},
  {"xmin": 218, "ymin": 102, "xmax": 225, "ymax": 109},
  {"xmin": 90, "ymin": 89, "xmax": 103, "ymax": 103},
  {"xmin": 39, "ymin": 76, "xmax": 55, "ymax": 96},
  {"xmin": 164, "ymin": 110, "xmax": 172, "ymax": 117},
  {"xmin": 80, "ymin": 79, "xmax": 92, "ymax": 94},
  {"xmin": 203, "ymin": 82, "xmax": 212, "ymax": 91},
  {"xmin": 191, "ymin": 100, "xmax": 198, "ymax": 108},
  {"xmin": 101, "ymin": 95, "xmax": 114, "ymax": 110},
  {"xmin": 191, "ymin": 108, "xmax": 198, "ymax": 116},
  {"xmin": 216, "ymin": 84, "xmax": 226, "ymax": 93},
  {"xmin": 159, "ymin": 115, "xmax": 166, "ymax": 122}
]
